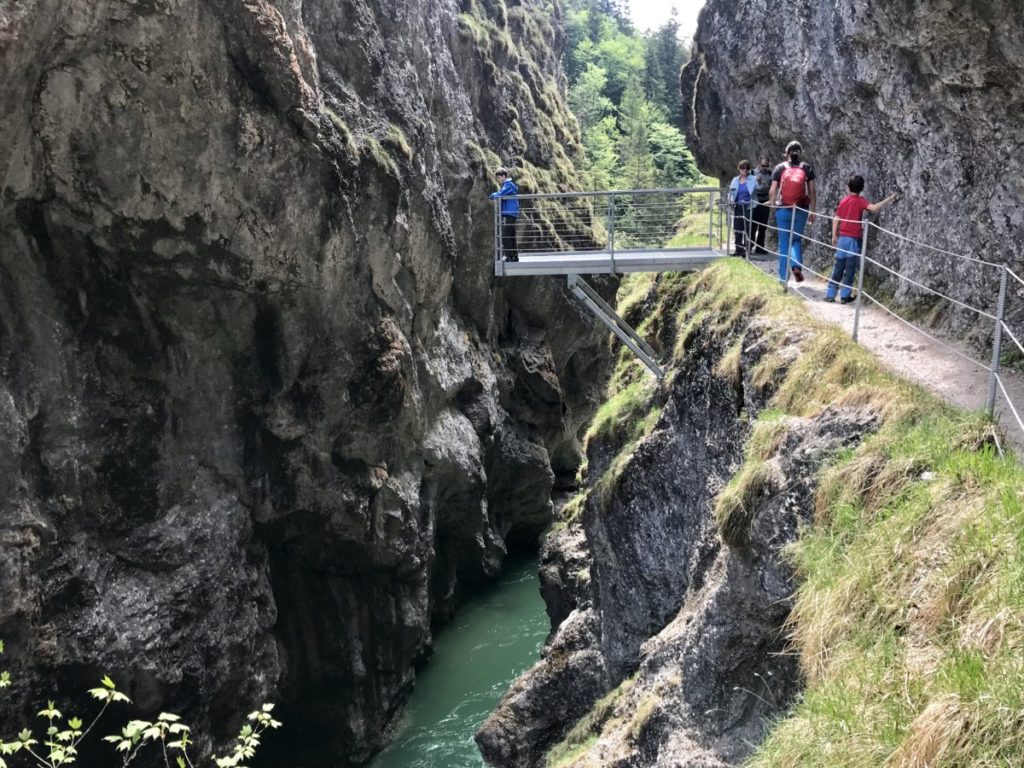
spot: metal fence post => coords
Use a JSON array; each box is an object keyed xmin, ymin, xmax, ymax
[
  {"xmin": 852, "ymin": 218, "xmax": 870, "ymax": 342},
  {"xmin": 986, "ymin": 266, "xmax": 1009, "ymax": 417},
  {"xmin": 708, "ymin": 190, "xmax": 714, "ymax": 249},
  {"xmin": 494, "ymin": 199, "xmax": 503, "ymax": 275},
  {"xmin": 607, "ymin": 195, "xmax": 616, "ymax": 274},
  {"xmin": 726, "ymin": 192, "xmax": 734, "ymax": 255},
  {"xmin": 718, "ymin": 191, "xmax": 724, "ymax": 249},
  {"xmin": 744, "ymin": 204, "xmax": 752, "ymax": 260}
]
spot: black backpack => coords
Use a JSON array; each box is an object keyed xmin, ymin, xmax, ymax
[{"xmin": 754, "ymin": 169, "xmax": 772, "ymax": 202}]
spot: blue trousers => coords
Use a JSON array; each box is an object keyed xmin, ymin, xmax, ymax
[
  {"xmin": 827, "ymin": 236, "xmax": 861, "ymax": 299},
  {"xmin": 775, "ymin": 206, "xmax": 809, "ymax": 282}
]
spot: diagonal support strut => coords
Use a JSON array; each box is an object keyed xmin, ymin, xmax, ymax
[{"xmin": 568, "ymin": 274, "xmax": 664, "ymax": 380}]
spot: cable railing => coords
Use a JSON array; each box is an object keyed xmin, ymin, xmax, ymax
[
  {"xmin": 725, "ymin": 196, "xmax": 1024, "ymax": 449},
  {"xmin": 493, "ymin": 187, "xmax": 731, "ymax": 267}
]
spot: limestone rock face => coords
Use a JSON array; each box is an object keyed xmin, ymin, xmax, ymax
[
  {"xmin": 0, "ymin": 0, "xmax": 606, "ymax": 763},
  {"xmin": 477, "ymin": 311, "xmax": 880, "ymax": 767},
  {"xmin": 681, "ymin": 1, "xmax": 1024, "ymax": 332}
]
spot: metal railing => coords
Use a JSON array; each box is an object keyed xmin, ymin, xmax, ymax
[
  {"xmin": 492, "ymin": 187, "xmax": 730, "ymax": 265},
  {"xmin": 727, "ymin": 196, "xmax": 1024, "ymax": 450}
]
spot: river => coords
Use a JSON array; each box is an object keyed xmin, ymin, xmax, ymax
[{"xmin": 368, "ymin": 556, "xmax": 548, "ymax": 768}]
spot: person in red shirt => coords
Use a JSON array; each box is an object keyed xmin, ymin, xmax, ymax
[{"xmin": 826, "ymin": 176, "xmax": 899, "ymax": 303}]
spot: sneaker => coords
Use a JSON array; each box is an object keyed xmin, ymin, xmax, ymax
[
  {"xmin": 823, "ymin": 295, "xmax": 835, "ymax": 303},
  {"xmin": 791, "ymin": 266, "xmax": 804, "ymax": 283},
  {"xmin": 840, "ymin": 295, "xmax": 856, "ymax": 305}
]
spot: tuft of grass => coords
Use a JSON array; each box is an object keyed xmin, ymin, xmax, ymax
[
  {"xmin": 625, "ymin": 692, "xmax": 661, "ymax": 743},
  {"xmin": 384, "ymin": 124, "xmax": 413, "ymax": 160},
  {"xmin": 324, "ymin": 108, "xmax": 358, "ymax": 158},
  {"xmin": 544, "ymin": 677, "xmax": 636, "ymax": 768},
  {"xmin": 714, "ymin": 458, "xmax": 786, "ymax": 546},
  {"xmin": 361, "ymin": 136, "xmax": 399, "ymax": 177}
]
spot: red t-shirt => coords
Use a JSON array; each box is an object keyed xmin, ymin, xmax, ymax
[{"xmin": 836, "ymin": 194, "xmax": 871, "ymax": 239}]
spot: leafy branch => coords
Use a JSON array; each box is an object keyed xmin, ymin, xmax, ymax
[{"xmin": 0, "ymin": 642, "xmax": 280, "ymax": 768}]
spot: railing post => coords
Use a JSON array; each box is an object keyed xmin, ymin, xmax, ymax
[
  {"xmin": 744, "ymin": 204, "xmax": 752, "ymax": 260},
  {"xmin": 986, "ymin": 266, "xmax": 1009, "ymax": 417},
  {"xmin": 852, "ymin": 218, "xmax": 870, "ymax": 341},
  {"xmin": 708, "ymin": 190, "xmax": 714, "ymax": 250},
  {"xmin": 495, "ymin": 199, "xmax": 503, "ymax": 274},
  {"xmin": 726, "ymin": 191, "xmax": 734, "ymax": 255},
  {"xmin": 718, "ymin": 192, "xmax": 723, "ymax": 250},
  {"xmin": 607, "ymin": 195, "xmax": 616, "ymax": 274}
]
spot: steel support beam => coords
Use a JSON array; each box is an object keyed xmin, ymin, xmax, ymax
[{"xmin": 568, "ymin": 274, "xmax": 664, "ymax": 379}]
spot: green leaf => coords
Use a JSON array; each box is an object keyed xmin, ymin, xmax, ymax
[
  {"xmin": 157, "ymin": 712, "xmax": 181, "ymax": 722},
  {"xmin": 0, "ymin": 671, "xmax": 10, "ymax": 688},
  {"xmin": 17, "ymin": 730, "xmax": 31, "ymax": 742},
  {"xmin": 101, "ymin": 675, "xmax": 116, "ymax": 690},
  {"xmin": 176, "ymin": 758, "xmax": 186, "ymax": 768},
  {"xmin": 0, "ymin": 639, "xmax": 5, "ymax": 654},
  {"xmin": 67, "ymin": 717, "xmax": 82, "ymax": 730}
]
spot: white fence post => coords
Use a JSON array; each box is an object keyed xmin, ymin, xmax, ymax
[{"xmin": 986, "ymin": 266, "xmax": 1009, "ymax": 417}]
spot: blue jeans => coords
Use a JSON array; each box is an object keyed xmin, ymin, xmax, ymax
[
  {"xmin": 827, "ymin": 236, "xmax": 861, "ymax": 299},
  {"xmin": 775, "ymin": 206, "xmax": 809, "ymax": 282}
]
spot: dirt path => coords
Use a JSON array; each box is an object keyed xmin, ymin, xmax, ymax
[{"xmin": 749, "ymin": 256, "xmax": 1024, "ymax": 454}]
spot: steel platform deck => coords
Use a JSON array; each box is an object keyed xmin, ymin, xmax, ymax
[{"xmin": 494, "ymin": 249, "xmax": 727, "ymax": 276}]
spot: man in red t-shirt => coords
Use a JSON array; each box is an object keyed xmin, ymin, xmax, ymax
[{"xmin": 826, "ymin": 175, "xmax": 899, "ymax": 303}]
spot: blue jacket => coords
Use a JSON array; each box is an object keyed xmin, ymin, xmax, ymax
[
  {"xmin": 729, "ymin": 175, "xmax": 758, "ymax": 205},
  {"xmin": 489, "ymin": 179, "xmax": 520, "ymax": 218}
]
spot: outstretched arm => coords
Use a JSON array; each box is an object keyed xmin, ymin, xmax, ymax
[{"xmin": 866, "ymin": 192, "xmax": 900, "ymax": 213}]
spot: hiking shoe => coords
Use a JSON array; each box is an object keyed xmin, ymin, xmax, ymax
[
  {"xmin": 823, "ymin": 295, "xmax": 835, "ymax": 303},
  {"xmin": 840, "ymin": 295, "xmax": 856, "ymax": 305}
]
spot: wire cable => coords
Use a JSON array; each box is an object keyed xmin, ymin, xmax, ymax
[
  {"xmin": 1001, "ymin": 320, "xmax": 1024, "ymax": 358},
  {"xmin": 863, "ymin": 255, "xmax": 998, "ymax": 320},
  {"xmin": 995, "ymin": 374, "xmax": 1024, "ymax": 437},
  {"xmin": 865, "ymin": 220, "xmax": 1004, "ymax": 268},
  {"xmin": 859, "ymin": 291, "xmax": 993, "ymax": 372}
]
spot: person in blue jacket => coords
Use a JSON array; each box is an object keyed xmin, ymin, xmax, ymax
[
  {"xmin": 728, "ymin": 160, "xmax": 757, "ymax": 257},
  {"xmin": 490, "ymin": 167, "xmax": 519, "ymax": 262}
]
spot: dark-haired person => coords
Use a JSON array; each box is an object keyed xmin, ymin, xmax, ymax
[
  {"xmin": 729, "ymin": 160, "xmax": 756, "ymax": 257},
  {"xmin": 768, "ymin": 140, "xmax": 816, "ymax": 285},
  {"xmin": 749, "ymin": 157, "xmax": 773, "ymax": 255},
  {"xmin": 489, "ymin": 167, "xmax": 519, "ymax": 262},
  {"xmin": 826, "ymin": 175, "xmax": 900, "ymax": 303}
]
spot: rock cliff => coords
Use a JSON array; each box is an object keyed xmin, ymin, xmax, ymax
[
  {"xmin": 477, "ymin": 268, "xmax": 883, "ymax": 766},
  {"xmin": 681, "ymin": 0, "xmax": 1024, "ymax": 335},
  {"xmin": 0, "ymin": 0, "xmax": 607, "ymax": 763}
]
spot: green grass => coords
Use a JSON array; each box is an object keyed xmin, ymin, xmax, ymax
[
  {"xmin": 544, "ymin": 677, "xmax": 636, "ymax": 768},
  {"xmin": 556, "ymin": 259, "xmax": 1024, "ymax": 767}
]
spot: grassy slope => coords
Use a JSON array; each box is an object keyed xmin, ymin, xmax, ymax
[{"xmin": 547, "ymin": 259, "xmax": 1024, "ymax": 767}]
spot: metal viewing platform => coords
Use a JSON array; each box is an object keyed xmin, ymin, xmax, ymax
[
  {"xmin": 493, "ymin": 187, "xmax": 729, "ymax": 277},
  {"xmin": 493, "ymin": 187, "xmax": 731, "ymax": 378}
]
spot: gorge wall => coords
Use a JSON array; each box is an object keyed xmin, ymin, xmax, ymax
[
  {"xmin": 681, "ymin": 0, "xmax": 1024, "ymax": 336},
  {"xmin": 476, "ymin": 268, "xmax": 882, "ymax": 767},
  {"xmin": 0, "ymin": 0, "xmax": 609, "ymax": 763}
]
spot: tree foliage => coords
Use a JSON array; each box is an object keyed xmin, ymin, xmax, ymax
[{"xmin": 562, "ymin": 0, "xmax": 697, "ymax": 190}]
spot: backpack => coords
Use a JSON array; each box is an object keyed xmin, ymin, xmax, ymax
[
  {"xmin": 779, "ymin": 163, "xmax": 807, "ymax": 206},
  {"xmin": 754, "ymin": 170, "xmax": 772, "ymax": 202}
]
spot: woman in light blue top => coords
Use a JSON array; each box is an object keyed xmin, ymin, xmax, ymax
[{"xmin": 729, "ymin": 160, "xmax": 757, "ymax": 257}]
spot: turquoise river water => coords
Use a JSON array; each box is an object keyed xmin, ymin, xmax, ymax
[{"xmin": 369, "ymin": 556, "xmax": 549, "ymax": 768}]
